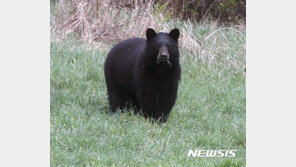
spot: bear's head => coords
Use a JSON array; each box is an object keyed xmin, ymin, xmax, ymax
[{"xmin": 145, "ymin": 28, "xmax": 180, "ymax": 66}]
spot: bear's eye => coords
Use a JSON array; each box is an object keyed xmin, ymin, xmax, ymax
[{"xmin": 156, "ymin": 43, "xmax": 171, "ymax": 47}]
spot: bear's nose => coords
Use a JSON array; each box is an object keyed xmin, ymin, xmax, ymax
[{"xmin": 161, "ymin": 53, "xmax": 168, "ymax": 58}]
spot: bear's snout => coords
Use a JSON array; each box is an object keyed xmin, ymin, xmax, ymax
[{"xmin": 157, "ymin": 46, "xmax": 169, "ymax": 62}]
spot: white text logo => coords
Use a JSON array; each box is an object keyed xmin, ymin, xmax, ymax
[{"xmin": 188, "ymin": 150, "xmax": 237, "ymax": 158}]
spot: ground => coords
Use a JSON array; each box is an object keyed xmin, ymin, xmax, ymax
[{"xmin": 50, "ymin": 24, "xmax": 245, "ymax": 166}]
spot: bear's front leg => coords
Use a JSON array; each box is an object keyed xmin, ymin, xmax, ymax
[
  {"xmin": 137, "ymin": 89, "xmax": 177, "ymax": 123},
  {"xmin": 153, "ymin": 91, "xmax": 177, "ymax": 123},
  {"xmin": 137, "ymin": 91, "xmax": 157, "ymax": 119}
]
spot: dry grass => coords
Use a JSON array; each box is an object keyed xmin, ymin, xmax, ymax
[
  {"xmin": 51, "ymin": 0, "xmax": 168, "ymax": 42},
  {"xmin": 51, "ymin": 0, "xmax": 245, "ymax": 73}
]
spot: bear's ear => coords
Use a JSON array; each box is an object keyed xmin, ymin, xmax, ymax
[
  {"xmin": 169, "ymin": 28, "xmax": 180, "ymax": 41},
  {"xmin": 146, "ymin": 28, "xmax": 157, "ymax": 40}
]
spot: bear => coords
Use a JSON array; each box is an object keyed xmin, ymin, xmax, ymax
[{"xmin": 104, "ymin": 28, "xmax": 181, "ymax": 123}]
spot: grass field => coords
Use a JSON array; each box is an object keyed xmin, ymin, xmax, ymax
[{"xmin": 50, "ymin": 24, "xmax": 245, "ymax": 166}]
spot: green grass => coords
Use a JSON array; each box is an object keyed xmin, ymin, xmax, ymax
[{"xmin": 50, "ymin": 25, "xmax": 245, "ymax": 166}]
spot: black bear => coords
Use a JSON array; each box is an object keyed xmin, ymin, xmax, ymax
[{"xmin": 104, "ymin": 28, "xmax": 181, "ymax": 122}]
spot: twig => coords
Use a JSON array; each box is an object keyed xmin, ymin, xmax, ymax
[{"xmin": 200, "ymin": 0, "xmax": 218, "ymax": 22}]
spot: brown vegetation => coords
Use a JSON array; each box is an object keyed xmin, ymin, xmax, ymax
[{"xmin": 50, "ymin": 0, "xmax": 245, "ymax": 72}]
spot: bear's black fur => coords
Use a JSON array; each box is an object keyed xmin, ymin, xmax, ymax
[{"xmin": 104, "ymin": 28, "xmax": 181, "ymax": 122}]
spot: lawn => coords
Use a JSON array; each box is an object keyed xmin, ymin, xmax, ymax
[{"xmin": 50, "ymin": 24, "xmax": 245, "ymax": 166}]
